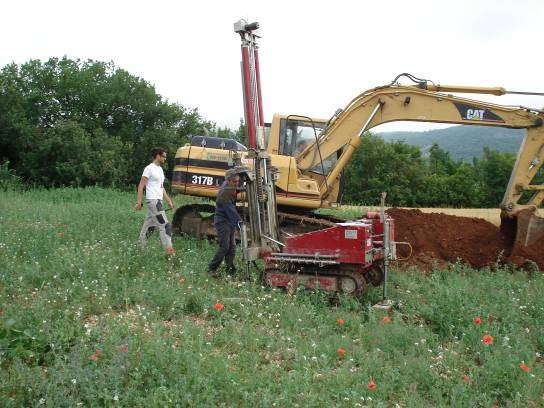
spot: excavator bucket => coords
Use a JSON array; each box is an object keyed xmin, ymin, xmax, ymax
[
  {"xmin": 514, "ymin": 208, "xmax": 544, "ymax": 247},
  {"xmin": 502, "ymin": 208, "xmax": 544, "ymax": 247}
]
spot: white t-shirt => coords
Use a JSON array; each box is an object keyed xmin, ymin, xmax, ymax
[{"xmin": 142, "ymin": 163, "xmax": 165, "ymax": 200}]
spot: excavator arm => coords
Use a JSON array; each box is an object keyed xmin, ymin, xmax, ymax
[{"xmin": 297, "ymin": 78, "xmax": 544, "ymax": 246}]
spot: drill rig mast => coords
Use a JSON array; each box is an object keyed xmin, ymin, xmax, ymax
[{"xmin": 234, "ymin": 19, "xmax": 265, "ymax": 150}]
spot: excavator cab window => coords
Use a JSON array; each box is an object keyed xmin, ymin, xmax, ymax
[
  {"xmin": 310, "ymin": 153, "xmax": 340, "ymax": 175},
  {"xmin": 279, "ymin": 119, "xmax": 326, "ymax": 157}
]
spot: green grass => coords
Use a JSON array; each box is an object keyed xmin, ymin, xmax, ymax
[{"xmin": 1, "ymin": 187, "xmax": 543, "ymax": 406}]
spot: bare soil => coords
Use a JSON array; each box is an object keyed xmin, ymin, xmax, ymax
[{"xmin": 386, "ymin": 208, "xmax": 544, "ymax": 271}]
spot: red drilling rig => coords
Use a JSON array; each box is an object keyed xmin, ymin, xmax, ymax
[{"xmin": 233, "ymin": 20, "xmax": 396, "ymax": 298}]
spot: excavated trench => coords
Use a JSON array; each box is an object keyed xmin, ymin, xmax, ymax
[{"xmin": 386, "ymin": 208, "xmax": 544, "ymax": 271}]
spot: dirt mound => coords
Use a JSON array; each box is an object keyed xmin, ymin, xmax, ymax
[{"xmin": 386, "ymin": 208, "xmax": 544, "ymax": 271}]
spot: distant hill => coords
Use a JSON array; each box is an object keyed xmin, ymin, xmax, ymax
[{"xmin": 378, "ymin": 125, "xmax": 524, "ymax": 161}]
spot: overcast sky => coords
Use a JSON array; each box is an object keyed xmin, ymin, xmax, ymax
[{"xmin": 2, "ymin": 0, "xmax": 544, "ymax": 132}]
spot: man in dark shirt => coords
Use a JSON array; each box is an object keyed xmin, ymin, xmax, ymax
[{"xmin": 208, "ymin": 169, "xmax": 241, "ymax": 276}]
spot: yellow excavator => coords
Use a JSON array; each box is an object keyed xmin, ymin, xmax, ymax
[{"xmin": 171, "ymin": 22, "xmax": 544, "ymax": 248}]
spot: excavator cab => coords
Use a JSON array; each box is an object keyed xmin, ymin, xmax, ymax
[
  {"xmin": 278, "ymin": 118, "xmax": 326, "ymax": 157},
  {"xmin": 267, "ymin": 115, "xmax": 341, "ymax": 178},
  {"xmin": 267, "ymin": 115, "xmax": 325, "ymax": 155}
]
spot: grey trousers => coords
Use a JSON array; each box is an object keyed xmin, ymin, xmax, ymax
[
  {"xmin": 208, "ymin": 221, "xmax": 236, "ymax": 271},
  {"xmin": 139, "ymin": 199, "xmax": 173, "ymax": 249}
]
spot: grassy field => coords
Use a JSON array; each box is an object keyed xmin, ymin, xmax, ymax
[{"xmin": 1, "ymin": 187, "xmax": 543, "ymax": 407}]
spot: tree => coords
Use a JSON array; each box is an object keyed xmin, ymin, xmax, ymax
[
  {"xmin": 21, "ymin": 121, "xmax": 127, "ymax": 187},
  {"xmin": 342, "ymin": 135, "xmax": 506, "ymax": 208},
  {"xmin": 343, "ymin": 135, "xmax": 425, "ymax": 206},
  {"xmin": 211, "ymin": 118, "xmax": 245, "ymax": 143},
  {"xmin": 473, "ymin": 147, "xmax": 516, "ymax": 206},
  {"xmin": 0, "ymin": 57, "xmax": 213, "ymax": 188},
  {"xmin": 428, "ymin": 142, "xmax": 456, "ymax": 175}
]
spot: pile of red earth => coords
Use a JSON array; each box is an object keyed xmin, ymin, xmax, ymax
[{"xmin": 386, "ymin": 208, "xmax": 544, "ymax": 271}]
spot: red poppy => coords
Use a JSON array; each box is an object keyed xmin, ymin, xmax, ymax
[
  {"xmin": 337, "ymin": 348, "xmax": 346, "ymax": 358},
  {"xmin": 519, "ymin": 363, "xmax": 530, "ymax": 373},
  {"xmin": 482, "ymin": 335, "xmax": 493, "ymax": 345},
  {"xmin": 118, "ymin": 345, "xmax": 128, "ymax": 353},
  {"xmin": 463, "ymin": 374, "xmax": 470, "ymax": 382},
  {"xmin": 57, "ymin": 232, "xmax": 64, "ymax": 238},
  {"xmin": 89, "ymin": 348, "xmax": 102, "ymax": 361},
  {"xmin": 337, "ymin": 318, "xmax": 345, "ymax": 325},
  {"xmin": 473, "ymin": 317, "xmax": 481, "ymax": 324},
  {"xmin": 214, "ymin": 303, "xmax": 224, "ymax": 312},
  {"xmin": 368, "ymin": 380, "xmax": 376, "ymax": 390},
  {"xmin": 382, "ymin": 316, "xmax": 391, "ymax": 323}
]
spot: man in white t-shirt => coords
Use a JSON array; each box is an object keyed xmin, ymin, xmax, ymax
[{"xmin": 135, "ymin": 147, "xmax": 175, "ymax": 254}]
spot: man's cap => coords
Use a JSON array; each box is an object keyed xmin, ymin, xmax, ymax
[{"xmin": 225, "ymin": 169, "xmax": 238, "ymax": 180}]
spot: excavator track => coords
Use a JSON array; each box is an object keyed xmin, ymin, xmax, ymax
[
  {"xmin": 172, "ymin": 204, "xmax": 216, "ymax": 239},
  {"xmin": 172, "ymin": 203, "xmax": 345, "ymax": 239},
  {"xmin": 364, "ymin": 264, "xmax": 384, "ymax": 286}
]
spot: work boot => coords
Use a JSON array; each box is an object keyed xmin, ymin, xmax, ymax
[
  {"xmin": 207, "ymin": 269, "xmax": 220, "ymax": 278},
  {"xmin": 226, "ymin": 266, "xmax": 237, "ymax": 276}
]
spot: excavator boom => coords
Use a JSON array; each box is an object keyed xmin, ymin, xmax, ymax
[{"xmin": 297, "ymin": 77, "xmax": 544, "ymax": 246}]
